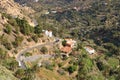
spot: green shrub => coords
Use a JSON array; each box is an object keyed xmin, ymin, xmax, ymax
[
  {"xmin": 14, "ymin": 69, "xmax": 25, "ymax": 79},
  {"xmin": 5, "ymin": 24, "xmax": 12, "ymax": 34},
  {"xmin": 107, "ymin": 58, "xmax": 119, "ymax": 69},
  {"xmin": 0, "ymin": 48, "xmax": 7, "ymax": 60},
  {"xmin": 2, "ymin": 57, "xmax": 18, "ymax": 71},
  {"xmin": 34, "ymin": 25, "xmax": 42, "ymax": 34},
  {"xmin": 27, "ymin": 38, "xmax": 32, "ymax": 42},
  {"xmin": 1, "ymin": 37, "xmax": 12, "ymax": 50},
  {"xmin": 4, "ymin": 43, "xmax": 12, "ymax": 50},
  {"xmin": 24, "ymin": 52, "xmax": 32, "ymax": 57},
  {"xmin": 12, "ymin": 36, "xmax": 24, "ymax": 47},
  {"xmin": 58, "ymin": 63, "xmax": 63, "ymax": 67},
  {"xmin": 45, "ymin": 65, "xmax": 54, "ymax": 71},
  {"xmin": 96, "ymin": 61, "xmax": 104, "ymax": 71},
  {"xmin": 67, "ymin": 65, "xmax": 77, "ymax": 73},
  {"xmin": 8, "ymin": 18, "xmax": 17, "ymax": 26},
  {"xmin": 16, "ymin": 18, "xmax": 34, "ymax": 35},
  {"xmin": 40, "ymin": 47, "xmax": 48, "ymax": 54},
  {"xmin": 62, "ymin": 40, "xmax": 67, "ymax": 46},
  {"xmin": 32, "ymin": 35, "xmax": 38, "ymax": 43}
]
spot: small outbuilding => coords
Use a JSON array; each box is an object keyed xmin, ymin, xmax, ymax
[{"xmin": 84, "ymin": 46, "xmax": 95, "ymax": 54}]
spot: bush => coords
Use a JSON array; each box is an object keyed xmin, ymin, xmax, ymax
[
  {"xmin": 96, "ymin": 61, "xmax": 104, "ymax": 71},
  {"xmin": 24, "ymin": 52, "xmax": 32, "ymax": 57},
  {"xmin": 45, "ymin": 64, "xmax": 54, "ymax": 71},
  {"xmin": 14, "ymin": 50, "xmax": 18, "ymax": 54},
  {"xmin": 27, "ymin": 38, "xmax": 32, "ymax": 42},
  {"xmin": 15, "ymin": 69, "xmax": 25, "ymax": 79},
  {"xmin": 62, "ymin": 40, "xmax": 67, "ymax": 46},
  {"xmin": 16, "ymin": 18, "xmax": 34, "ymax": 35},
  {"xmin": 103, "ymin": 43, "xmax": 119, "ymax": 55},
  {"xmin": 0, "ymin": 48, "xmax": 7, "ymax": 60},
  {"xmin": 42, "ymin": 61, "xmax": 54, "ymax": 71},
  {"xmin": 4, "ymin": 43, "xmax": 12, "ymax": 50},
  {"xmin": 67, "ymin": 65, "xmax": 77, "ymax": 73},
  {"xmin": 5, "ymin": 24, "xmax": 12, "ymax": 34},
  {"xmin": 58, "ymin": 63, "xmax": 63, "ymax": 67},
  {"xmin": 57, "ymin": 69, "xmax": 65, "ymax": 75},
  {"xmin": 13, "ymin": 36, "xmax": 24, "ymax": 47},
  {"xmin": 32, "ymin": 35, "xmax": 38, "ymax": 43},
  {"xmin": 1, "ymin": 37, "xmax": 12, "ymax": 50},
  {"xmin": 34, "ymin": 25, "xmax": 42, "ymax": 34},
  {"xmin": 107, "ymin": 58, "xmax": 119, "ymax": 69},
  {"xmin": 40, "ymin": 47, "xmax": 48, "ymax": 54},
  {"xmin": 8, "ymin": 18, "xmax": 17, "ymax": 26},
  {"xmin": 2, "ymin": 57, "xmax": 18, "ymax": 71}
]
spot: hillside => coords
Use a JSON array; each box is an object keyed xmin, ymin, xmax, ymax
[
  {"xmin": 0, "ymin": 0, "xmax": 120, "ymax": 80},
  {"xmin": 0, "ymin": 0, "xmax": 44, "ymax": 79},
  {"xmin": 14, "ymin": 0, "xmax": 96, "ymax": 11},
  {"xmin": 0, "ymin": 0, "xmax": 36, "ymax": 26},
  {"xmin": 37, "ymin": 0, "xmax": 120, "ymax": 47},
  {"xmin": 0, "ymin": 0, "xmax": 72, "ymax": 80},
  {"xmin": 0, "ymin": 65, "xmax": 18, "ymax": 80},
  {"xmin": 16, "ymin": 0, "xmax": 120, "ymax": 79}
]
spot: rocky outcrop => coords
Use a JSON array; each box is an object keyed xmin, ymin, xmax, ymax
[{"xmin": 0, "ymin": 0, "xmax": 36, "ymax": 26}]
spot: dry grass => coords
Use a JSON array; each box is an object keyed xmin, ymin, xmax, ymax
[{"xmin": 37, "ymin": 68, "xmax": 71, "ymax": 80}]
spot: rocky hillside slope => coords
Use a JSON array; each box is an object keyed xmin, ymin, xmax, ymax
[
  {"xmin": 0, "ymin": 0, "xmax": 35, "ymax": 26},
  {"xmin": 0, "ymin": 0, "xmax": 42, "ymax": 79}
]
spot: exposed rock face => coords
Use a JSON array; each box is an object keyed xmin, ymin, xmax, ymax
[{"xmin": 0, "ymin": 0, "xmax": 36, "ymax": 26}]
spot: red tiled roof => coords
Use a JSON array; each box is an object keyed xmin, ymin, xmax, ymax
[{"xmin": 61, "ymin": 46, "xmax": 72, "ymax": 53}]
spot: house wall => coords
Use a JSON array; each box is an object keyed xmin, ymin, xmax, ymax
[
  {"xmin": 45, "ymin": 30, "xmax": 53, "ymax": 37},
  {"xmin": 84, "ymin": 47, "xmax": 95, "ymax": 54}
]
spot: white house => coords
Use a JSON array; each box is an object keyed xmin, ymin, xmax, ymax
[
  {"xmin": 45, "ymin": 30, "xmax": 49, "ymax": 36},
  {"xmin": 45, "ymin": 30, "xmax": 53, "ymax": 37},
  {"xmin": 84, "ymin": 46, "xmax": 95, "ymax": 54},
  {"xmin": 49, "ymin": 31, "xmax": 52, "ymax": 37}
]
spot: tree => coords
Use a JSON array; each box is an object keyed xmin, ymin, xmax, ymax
[
  {"xmin": 2, "ymin": 57, "xmax": 18, "ymax": 71},
  {"xmin": 34, "ymin": 25, "xmax": 42, "ymax": 34},
  {"xmin": 24, "ymin": 52, "xmax": 32, "ymax": 57},
  {"xmin": 4, "ymin": 43, "xmax": 12, "ymax": 50},
  {"xmin": 15, "ymin": 69, "xmax": 25, "ymax": 79},
  {"xmin": 24, "ymin": 68, "xmax": 35, "ymax": 80},
  {"xmin": 103, "ymin": 43, "xmax": 119, "ymax": 55},
  {"xmin": 96, "ymin": 61, "xmax": 104, "ymax": 71},
  {"xmin": 0, "ymin": 48, "xmax": 7, "ymax": 60},
  {"xmin": 40, "ymin": 47, "xmax": 48, "ymax": 54},
  {"xmin": 67, "ymin": 65, "xmax": 77, "ymax": 74},
  {"xmin": 13, "ymin": 36, "xmax": 24, "ymax": 47},
  {"xmin": 16, "ymin": 18, "xmax": 34, "ymax": 35},
  {"xmin": 1, "ymin": 37, "xmax": 12, "ymax": 50},
  {"xmin": 8, "ymin": 18, "xmax": 17, "ymax": 26},
  {"xmin": 32, "ymin": 35, "xmax": 38, "ymax": 43},
  {"xmin": 5, "ymin": 24, "xmax": 12, "ymax": 34},
  {"xmin": 62, "ymin": 40, "xmax": 67, "ymax": 46}
]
